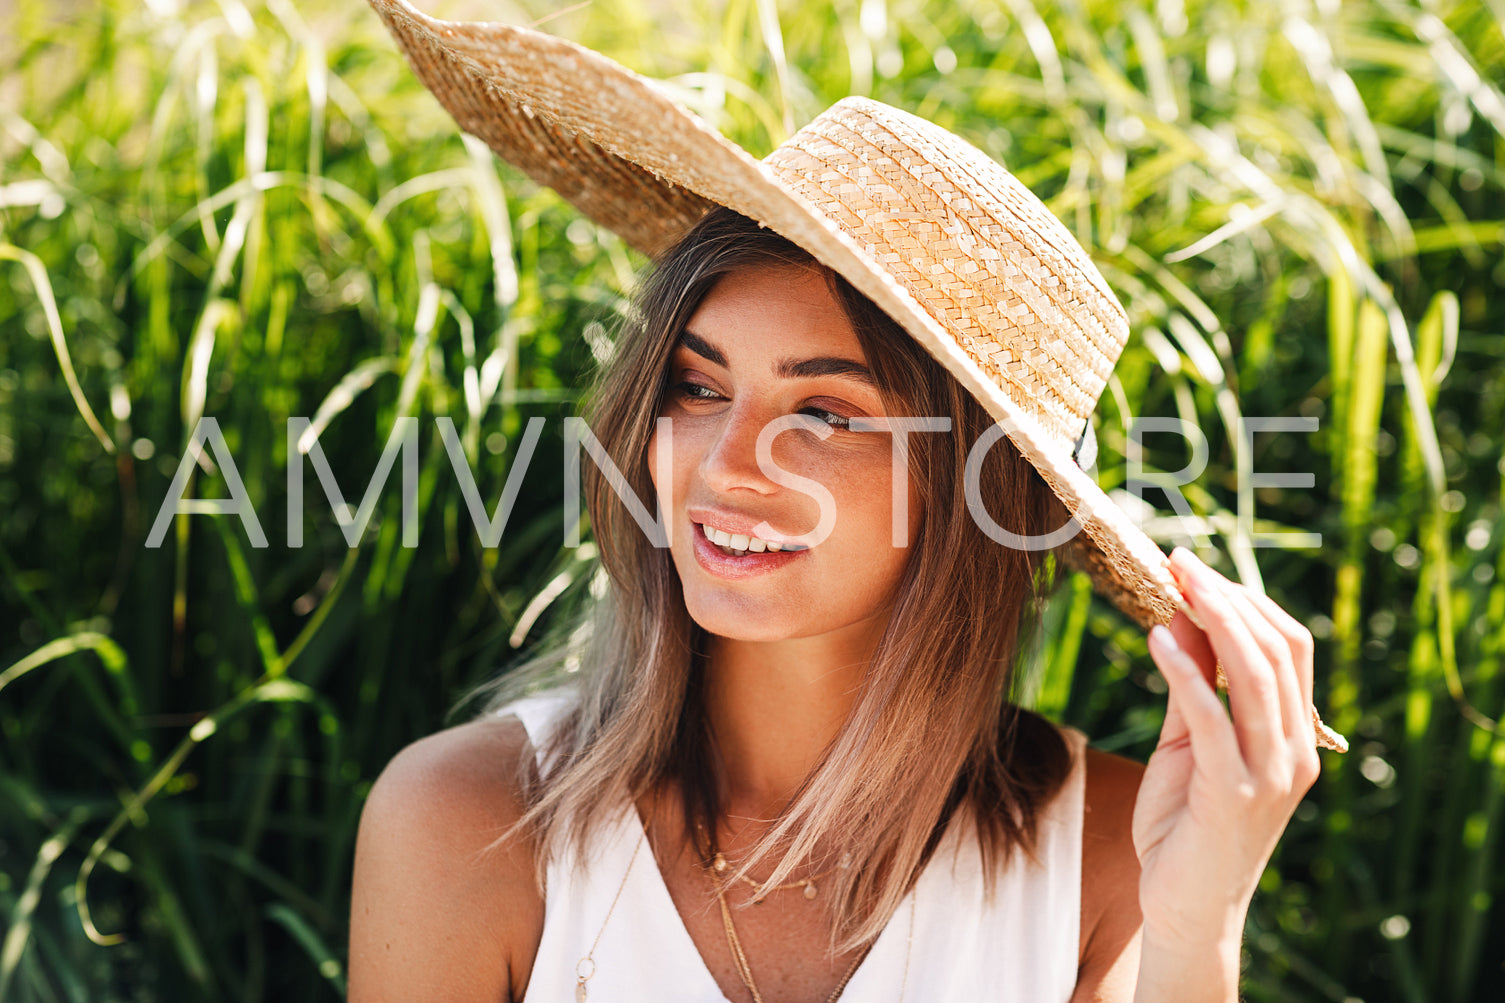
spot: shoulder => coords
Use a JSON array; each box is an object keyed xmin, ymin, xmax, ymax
[
  {"xmin": 1081, "ymin": 745, "xmax": 1144, "ymax": 853},
  {"xmin": 347, "ymin": 712, "xmax": 545, "ymax": 1003},
  {"xmin": 1071, "ymin": 745, "xmax": 1145, "ymax": 1001}
]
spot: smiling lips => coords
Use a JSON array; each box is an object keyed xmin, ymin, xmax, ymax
[
  {"xmin": 696, "ymin": 520, "xmax": 809, "ymax": 556},
  {"xmin": 690, "ymin": 520, "xmax": 811, "ymax": 578}
]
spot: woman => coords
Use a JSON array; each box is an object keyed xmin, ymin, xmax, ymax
[{"xmin": 350, "ymin": 4, "xmax": 1345, "ymax": 1001}]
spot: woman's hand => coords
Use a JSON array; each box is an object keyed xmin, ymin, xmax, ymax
[{"xmin": 1129, "ymin": 546, "xmax": 1323, "ymax": 1001}]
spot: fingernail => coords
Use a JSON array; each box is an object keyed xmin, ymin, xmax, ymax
[
  {"xmin": 1149, "ymin": 624, "xmax": 1180, "ymax": 656},
  {"xmin": 1176, "ymin": 550, "xmax": 1214, "ymax": 593}
]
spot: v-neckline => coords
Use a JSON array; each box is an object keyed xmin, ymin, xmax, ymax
[{"xmin": 618, "ymin": 800, "xmax": 917, "ymax": 1003}]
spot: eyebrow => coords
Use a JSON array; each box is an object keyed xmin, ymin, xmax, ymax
[{"xmin": 677, "ymin": 329, "xmax": 877, "ymax": 389}]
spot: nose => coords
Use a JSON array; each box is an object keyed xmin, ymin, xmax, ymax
[{"xmin": 698, "ymin": 401, "xmax": 781, "ymax": 497}]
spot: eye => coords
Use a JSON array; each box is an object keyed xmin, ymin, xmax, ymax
[
  {"xmin": 798, "ymin": 406, "xmax": 852, "ymax": 429},
  {"xmin": 672, "ymin": 380, "xmax": 724, "ymax": 403}
]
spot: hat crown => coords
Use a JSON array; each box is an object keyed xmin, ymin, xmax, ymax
[{"xmin": 764, "ymin": 97, "xmax": 1128, "ymax": 447}]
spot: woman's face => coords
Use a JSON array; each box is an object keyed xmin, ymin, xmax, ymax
[{"xmin": 648, "ymin": 263, "xmax": 923, "ymax": 643}]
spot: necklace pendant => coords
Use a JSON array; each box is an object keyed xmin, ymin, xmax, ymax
[
  {"xmin": 712, "ymin": 852, "xmax": 728, "ymax": 874},
  {"xmin": 575, "ymin": 981, "xmax": 588, "ymax": 1003},
  {"xmin": 804, "ymin": 881, "xmax": 818, "ymax": 900}
]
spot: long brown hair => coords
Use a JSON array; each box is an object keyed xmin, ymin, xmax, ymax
[{"xmin": 477, "ymin": 206, "xmax": 1073, "ymax": 952}]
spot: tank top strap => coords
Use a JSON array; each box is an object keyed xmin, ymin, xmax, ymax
[
  {"xmin": 495, "ymin": 689, "xmax": 577, "ymax": 773},
  {"xmin": 498, "ymin": 693, "xmax": 731, "ymax": 1001}
]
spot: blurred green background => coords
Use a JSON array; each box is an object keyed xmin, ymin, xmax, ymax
[{"xmin": 2, "ymin": 0, "xmax": 1502, "ymax": 999}]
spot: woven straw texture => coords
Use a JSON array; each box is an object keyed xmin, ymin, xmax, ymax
[{"xmin": 368, "ymin": 0, "xmax": 1345, "ymax": 752}]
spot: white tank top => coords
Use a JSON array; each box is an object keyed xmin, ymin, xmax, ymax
[{"xmin": 501, "ymin": 692, "xmax": 1087, "ymax": 1002}]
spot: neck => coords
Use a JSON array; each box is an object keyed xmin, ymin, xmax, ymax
[{"xmin": 701, "ymin": 613, "xmax": 884, "ymax": 828}]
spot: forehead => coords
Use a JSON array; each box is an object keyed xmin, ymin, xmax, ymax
[{"xmin": 683, "ymin": 263, "xmax": 863, "ymax": 361}]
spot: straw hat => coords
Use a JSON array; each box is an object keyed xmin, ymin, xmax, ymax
[{"xmin": 367, "ymin": 0, "xmax": 1345, "ymax": 752}]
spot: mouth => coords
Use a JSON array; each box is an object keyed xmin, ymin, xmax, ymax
[
  {"xmin": 689, "ymin": 520, "xmax": 811, "ymax": 578},
  {"xmin": 695, "ymin": 520, "xmax": 809, "ymax": 557}
]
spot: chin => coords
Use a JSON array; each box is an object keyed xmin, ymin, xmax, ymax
[{"xmin": 683, "ymin": 594, "xmax": 804, "ymax": 642}]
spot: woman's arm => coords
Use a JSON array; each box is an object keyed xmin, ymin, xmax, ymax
[
  {"xmin": 347, "ymin": 715, "xmax": 544, "ymax": 1003},
  {"xmin": 1072, "ymin": 546, "xmax": 1323, "ymax": 1002},
  {"xmin": 1130, "ymin": 547, "xmax": 1324, "ymax": 1002},
  {"xmin": 1070, "ymin": 749, "xmax": 1145, "ymax": 1003}
]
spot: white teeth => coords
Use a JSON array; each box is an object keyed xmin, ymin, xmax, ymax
[{"xmin": 698, "ymin": 522, "xmax": 801, "ymax": 554}]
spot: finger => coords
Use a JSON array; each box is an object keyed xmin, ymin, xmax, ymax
[
  {"xmin": 1235, "ymin": 586, "xmax": 1321, "ymax": 779},
  {"xmin": 1153, "ymin": 635, "xmax": 1191, "ymax": 754},
  {"xmin": 1166, "ymin": 609, "xmax": 1216, "ymax": 685},
  {"xmin": 1217, "ymin": 581, "xmax": 1303, "ymax": 745},
  {"xmin": 1168, "ymin": 548, "xmax": 1282, "ymax": 765},
  {"xmin": 1236, "ymin": 586, "xmax": 1316, "ymax": 723},
  {"xmin": 1149, "ymin": 624, "xmax": 1243, "ymax": 779}
]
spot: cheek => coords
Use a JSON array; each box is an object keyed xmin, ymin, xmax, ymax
[
  {"xmin": 649, "ymin": 419, "xmax": 698, "ymax": 494},
  {"xmin": 870, "ymin": 453, "xmax": 925, "ymax": 555},
  {"xmin": 827, "ymin": 448, "xmax": 923, "ymax": 541},
  {"xmin": 648, "ymin": 416, "xmax": 687, "ymax": 490}
]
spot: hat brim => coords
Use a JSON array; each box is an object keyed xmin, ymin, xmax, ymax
[{"xmin": 368, "ymin": 0, "xmax": 1346, "ymax": 753}]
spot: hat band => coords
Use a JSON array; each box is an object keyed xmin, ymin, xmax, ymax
[{"xmin": 1071, "ymin": 419, "xmax": 1097, "ymax": 471}]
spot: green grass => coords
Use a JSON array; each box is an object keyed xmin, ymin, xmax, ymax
[{"xmin": 2, "ymin": 0, "xmax": 1503, "ymax": 999}]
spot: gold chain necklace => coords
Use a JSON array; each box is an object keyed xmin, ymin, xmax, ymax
[
  {"xmin": 709, "ymin": 866, "xmax": 868, "ymax": 1003},
  {"xmin": 702, "ymin": 825, "xmax": 914, "ymax": 1003},
  {"xmin": 578, "ymin": 811, "xmax": 916, "ymax": 1003},
  {"xmin": 709, "ymin": 849, "xmax": 845, "ymax": 902},
  {"xmin": 698, "ymin": 819, "xmax": 849, "ymax": 903},
  {"xmin": 574, "ymin": 821, "xmax": 645, "ymax": 1002}
]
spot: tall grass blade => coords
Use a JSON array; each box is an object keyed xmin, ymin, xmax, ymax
[
  {"xmin": 0, "ymin": 246, "xmax": 114, "ymax": 453},
  {"xmin": 266, "ymin": 903, "xmax": 347, "ymax": 996},
  {"xmin": 0, "ymin": 812, "xmax": 86, "ymax": 1001}
]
